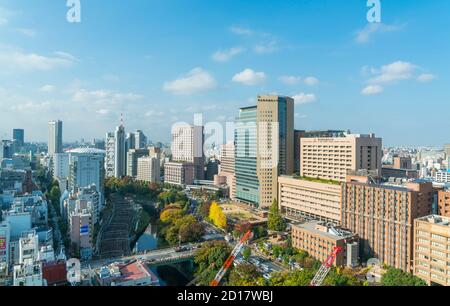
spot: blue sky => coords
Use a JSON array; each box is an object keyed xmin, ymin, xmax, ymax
[{"xmin": 0, "ymin": 0, "xmax": 449, "ymax": 146}]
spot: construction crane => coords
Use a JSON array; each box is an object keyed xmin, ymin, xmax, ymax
[
  {"xmin": 210, "ymin": 230, "xmax": 253, "ymax": 287},
  {"xmin": 310, "ymin": 246, "xmax": 343, "ymax": 286}
]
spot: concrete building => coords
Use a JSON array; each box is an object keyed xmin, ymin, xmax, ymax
[
  {"xmin": 69, "ymin": 200, "xmax": 94, "ymax": 260},
  {"xmin": 341, "ymin": 175, "xmax": 434, "ymax": 272},
  {"xmin": 135, "ymin": 130, "xmax": 147, "ymax": 149},
  {"xmin": 393, "ymin": 156, "xmax": 412, "ymax": 170},
  {"xmin": 53, "ymin": 153, "xmax": 70, "ymax": 181},
  {"xmin": 137, "ymin": 156, "xmax": 160, "ymax": 183},
  {"xmin": 0, "ymin": 222, "xmax": 10, "ymax": 277},
  {"xmin": 294, "ymin": 130, "xmax": 347, "ymax": 173},
  {"xmin": 67, "ymin": 148, "xmax": 105, "ymax": 207},
  {"xmin": 105, "ymin": 132, "xmax": 115, "ymax": 178},
  {"xmin": 114, "ymin": 124, "xmax": 126, "ymax": 178},
  {"xmin": 164, "ymin": 162, "xmax": 194, "ymax": 186},
  {"xmin": 218, "ymin": 142, "xmax": 236, "ymax": 199},
  {"xmin": 256, "ymin": 95, "xmax": 294, "ymax": 208},
  {"xmin": 300, "ymin": 134, "xmax": 382, "ymax": 182},
  {"xmin": 171, "ymin": 124, "xmax": 204, "ymax": 180},
  {"xmin": 434, "ymin": 170, "xmax": 450, "ymax": 183},
  {"xmin": 278, "ymin": 176, "xmax": 342, "ymax": 224},
  {"xmin": 444, "ymin": 144, "xmax": 450, "ymax": 160},
  {"xmin": 438, "ymin": 190, "xmax": 450, "ymax": 217},
  {"xmin": 291, "ymin": 220, "xmax": 359, "ymax": 267},
  {"xmin": 97, "ymin": 260, "xmax": 160, "ymax": 286},
  {"xmin": 127, "ymin": 148, "xmax": 150, "ymax": 177},
  {"xmin": 126, "ymin": 132, "xmax": 136, "ymax": 153},
  {"xmin": 13, "ymin": 230, "xmax": 44, "ymax": 286},
  {"xmin": 48, "ymin": 120, "xmax": 63, "ymax": 156},
  {"xmin": 414, "ymin": 215, "xmax": 450, "ymax": 286}
]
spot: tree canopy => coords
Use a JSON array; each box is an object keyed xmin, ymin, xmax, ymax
[
  {"xmin": 380, "ymin": 267, "xmax": 427, "ymax": 286},
  {"xmin": 268, "ymin": 199, "xmax": 286, "ymax": 232}
]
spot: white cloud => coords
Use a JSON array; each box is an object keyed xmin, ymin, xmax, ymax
[
  {"xmin": 0, "ymin": 49, "xmax": 76, "ymax": 72},
  {"xmin": 355, "ymin": 23, "xmax": 405, "ymax": 43},
  {"xmin": 72, "ymin": 89, "xmax": 143, "ymax": 103},
  {"xmin": 279, "ymin": 76, "xmax": 301, "ymax": 85},
  {"xmin": 212, "ymin": 47, "xmax": 245, "ymax": 62},
  {"xmin": 304, "ymin": 76, "xmax": 319, "ymax": 86},
  {"xmin": 254, "ymin": 41, "xmax": 278, "ymax": 54},
  {"xmin": 16, "ymin": 28, "xmax": 37, "ymax": 37},
  {"xmin": 232, "ymin": 69, "xmax": 267, "ymax": 86},
  {"xmin": 163, "ymin": 68, "xmax": 217, "ymax": 95},
  {"xmin": 293, "ymin": 93, "xmax": 317, "ymax": 105},
  {"xmin": 417, "ymin": 73, "xmax": 436, "ymax": 83},
  {"xmin": 230, "ymin": 26, "xmax": 253, "ymax": 36},
  {"xmin": 96, "ymin": 109, "xmax": 110, "ymax": 115},
  {"xmin": 368, "ymin": 61, "xmax": 417, "ymax": 84},
  {"xmin": 361, "ymin": 85, "xmax": 384, "ymax": 95},
  {"xmin": 39, "ymin": 85, "xmax": 56, "ymax": 93},
  {"xmin": 10, "ymin": 101, "xmax": 51, "ymax": 112}
]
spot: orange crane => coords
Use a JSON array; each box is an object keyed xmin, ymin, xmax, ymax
[
  {"xmin": 310, "ymin": 246, "xmax": 343, "ymax": 286},
  {"xmin": 210, "ymin": 230, "xmax": 253, "ymax": 286}
]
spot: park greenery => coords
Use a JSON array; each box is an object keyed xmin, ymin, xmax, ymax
[
  {"xmin": 193, "ymin": 240, "xmax": 232, "ymax": 286},
  {"xmin": 380, "ymin": 267, "xmax": 427, "ymax": 286},
  {"xmin": 159, "ymin": 205, "xmax": 204, "ymax": 245},
  {"xmin": 268, "ymin": 199, "xmax": 286, "ymax": 232}
]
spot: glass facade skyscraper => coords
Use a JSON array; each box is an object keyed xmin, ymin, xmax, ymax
[{"xmin": 235, "ymin": 106, "xmax": 259, "ymax": 206}]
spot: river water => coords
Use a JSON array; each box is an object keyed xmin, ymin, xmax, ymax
[{"xmin": 135, "ymin": 222, "xmax": 190, "ymax": 286}]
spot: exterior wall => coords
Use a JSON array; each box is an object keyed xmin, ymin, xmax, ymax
[
  {"xmin": 53, "ymin": 153, "xmax": 70, "ymax": 180},
  {"xmin": 114, "ymin": 125, "xmax": 126, "ymax": 178},
  {"xmin": 164, "ymin": 162, "xmax": 194, "ymax": 186},
  {"xmin": 291, "ymin": 222, "xmax": 357, "ymax": 267},
  {"xmin": 257, "ymin": 95, "xmax": 294, "ymax": 209},
  {"xmin": 393, "ymin": 157, "xmax": 412, "ymax": 170},
  {"xmin": 438, "ymin": 190, "xmax": 450, "ymax": 217},
  {"xmin": 341, "ymin": 178, "xmax": 433, "ymax": 272},
  {"xmin": 105, "ymin": 132, "xmax": 115, "ymax": 178},
  {"xmin": 300, "ymin": 134, "xmax": 382, "ymax": 182},
  {"xmin": 278, "ymin": 176, "xmax": 342, "ymax": 224},
  {"xmin": 127, "ymin": 149, "xmax": 150, "ymax": 177},
  {"xmin": 137, "ymin": 157, "xmax": 160, "ymax": 183},
  {"xmin": 414, "ymin": 216, "xmax": 450, "ymax": 286},
  {"xmin": 48, "ymin": 120, "xmax": 63, "ymax": 156},
  {"xmin": 171, "ymin": 125, "xmax": 204, "ymax": 180},
  {"xmin": 382, "ymin": 167, "xmax": 418, "ymax": 179},
  {"xmin": 235, "ymin": 106, "xmax": 259, "ymax": 206},
  {"xmin": 219, "ymin": 142, "xmax": 236, "ymax": 199}
]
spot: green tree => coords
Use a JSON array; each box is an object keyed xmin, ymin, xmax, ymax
[
  {"xmin": 194, "ymin": 241, "xmax": 232, "ymax": 286},
  {"xmin": 380, "ymin": 267, "xmax": 427, "ymax": 286},
  {"xmin": 267, "ymin": 199, "xmax": 286, "ymax": 232},
  {"xmin": 242, "ymin": 246, "xmax": 251, "ymax": 261},
  {"xmin": 228, "ymin": 264, "xmax": 265, "ymax": 286}
]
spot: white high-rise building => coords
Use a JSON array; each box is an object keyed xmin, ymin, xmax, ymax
[
  {"xmin": 105, "ymin": 132, "xmax": 115, "ymax": 178},
  {"xmin": 171, "ymin": 124, "xmax": 204, "ymax": 180},
  {"xmin": 53, "ymin": 153, "xmax": 70, "ymax": 180},
  {"xmin": 48, "ymin": 120, "xmax": 63, "ymax": 156}
]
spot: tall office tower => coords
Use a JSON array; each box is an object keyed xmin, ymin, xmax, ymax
[
  {"xmin": 137, "ymin": 156, "xmax": 160, "ymax": 183},
  {"xmin": 171, "ymin": 124, "xmax": 204, "ymax": 180},
  {"xmin": 300, "ymin": 133, "xmax": 382, "ymax": 182},
  {"xmin": 256, "ymin": 95, "xmax": 294, "ymax": 208},
  {"xmin": 12, "ymin": 129, "xmax": 24, "ymax": 148},
  {"xmin": 342, "ymin": 175, "xmax": 434, "ymax": 272},
  {"xmin": 67, "ymin": 148, "xmax": 105, "ymax": 206},
  {"xmin": 127, "ymin": 148, "xmax": 150, "ymax": 177},
  {"xmin": 218, "ymin": 142, "xmax": 236, "ymax": 199},
  {"xmin": 105, "ymin": 132, "xmax": 115, "ymax": 178},
  {"xmin": 413, "ymin": 215, "xmax": 450, "ymax": 286},
  {"xmin": 135, "ymin": 130, "xmax": 147, "ymax": 149},
  {"xmin": 48, "ymin": 120, "xmax": 63, "ymax": 156},
  {"xmin": 235, "ymin": 106, "xmax": 259, "ymax": 206},
  {"xmin": 126, "ymin": 132, "xmax": 136, "ymax": 152},
  {"xmin": 114, "ymin": 123, "xmax": 126, "ymax": 178}
]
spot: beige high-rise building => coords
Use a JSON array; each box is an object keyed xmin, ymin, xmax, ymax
[
  {"xmin": 164, "ymin": 162, "xmax": 194, "ymax": 186},
  {"xmin": 127, "ymin": 148, "xmax": 150, "ymax": 177},
  {"xmin": 256, "ymin": 95, "xmax": 294, "ymax": 208},
  {"xmin": 414, "ymin": 215, "xmax": 450, "ymax": 286},
  {"xmin": 48, "ymin": 120, "xmax": 63, "ymax": 156},
  {"xmin": 218, "ymin": 142, "xmax": 236, "ymax": 199},
  {"xmin": 342, "ymin": 175, "xmax": 434, "ymax": 272},
  {"xmin": 300, "ymin": 134, "xmax": 382, "ymax": 182},
  {"xmin": 171, "ymin": 124, "xmax": 204, "ymax": 180},
  {"xmin": 137, "ymin": 156, "xmax": 160, "ymax": 183},
  {"xmin": 278, "ymin": 176, "xmax": 342, "ymax": 224}
]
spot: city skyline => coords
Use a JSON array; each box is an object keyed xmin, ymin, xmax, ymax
[{"xmin": 0, "ymin": 1, "xmax": 449, "ymax": 146}]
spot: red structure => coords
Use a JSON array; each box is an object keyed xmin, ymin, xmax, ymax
[{"xmin": 42, "ymin": 261, "xmax": 67, "ymax": 286}]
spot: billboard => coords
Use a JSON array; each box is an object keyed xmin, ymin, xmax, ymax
[{"xmin": 0, "ymin": 237, "xmax": 6, "ymax": 250}]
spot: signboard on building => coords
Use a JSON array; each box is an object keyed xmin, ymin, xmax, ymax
[{"xmin": 0, "ymin": 238, "xmax": 6, "ymax": 250}]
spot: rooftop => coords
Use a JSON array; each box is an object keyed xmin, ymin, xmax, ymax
[
  {"xmin": 67, "ymin": 148, "xmax": 106, "ymax": 155},
  {"xmin": 293, "ymin": 220, "xmax": 354, "ymax": 241},
  {"xmin": 416, "ymin": 215, "xmax": 450, "ymax": 227},
  {"xmin": 290, "ymin": 175, "xmax": 341, "ymax": 186}
]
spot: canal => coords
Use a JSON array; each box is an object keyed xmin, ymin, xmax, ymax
[{"xmin": 134, "ymin": 222, "xmax": 191, "ymax": 286}]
